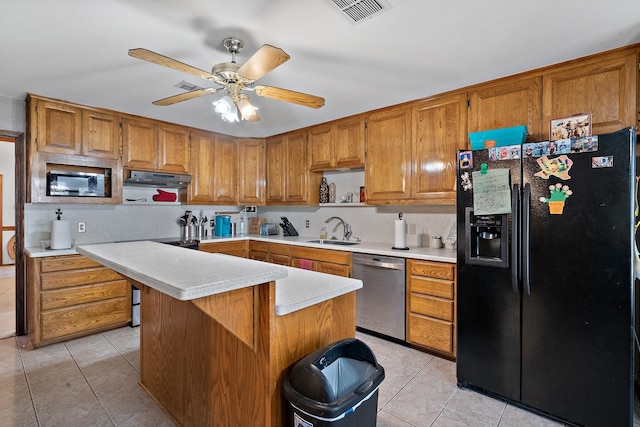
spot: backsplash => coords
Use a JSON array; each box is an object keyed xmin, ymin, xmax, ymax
[{"xmin": 24, "ymin": 202, "xmax": 456, "ymax": 248}]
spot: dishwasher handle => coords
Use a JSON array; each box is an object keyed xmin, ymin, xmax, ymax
[{"xmin": 352, "ymin": 257, "xmax": 404, "ymax": 270}]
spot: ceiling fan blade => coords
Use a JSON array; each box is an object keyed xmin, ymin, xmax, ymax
[
  {"xmin": 237, "ymin": 45, "xmax": 290, "ymax": 81},
  {"xmin": 152, "ymin": 88, "xmax": 217, "ymax": 106},
  {"xmin": 254, "ymin": 85, "xmax": 325, "ymax": 109},
  {"xmin": 129, "ymin": 48, "xmax": 214, "ymax": 80}
]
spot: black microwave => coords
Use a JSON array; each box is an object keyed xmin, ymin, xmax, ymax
[{"xmin": 46, "ymin": 170, "xmax": 106, "ymax": 197}]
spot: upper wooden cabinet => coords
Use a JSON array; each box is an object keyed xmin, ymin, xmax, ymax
[
  {"xmin": 122, "ymin": 117, "xmax": 189, "ymax": 173},
  {"xmin": 29, "ymin": 97, "xmax": 120, "ymax": 159},
  {"xmin": 122, "ymin": 117, "xmax": 158, "ymax": 170},
  {"xmin": 212, "ymin": 134, "xmax": 237, "ymax": 204},
  {"xmin": 189, "ymin": 130, "xmax": 240, "ymax": 205},
  {"xmin": 158, "ymin": 123, "xmax": 190, "ymax": 174},
  {"xmin": 467, "ymin": 76, "xmax": 543, "ymax": 142},
  {"xmin": 266, "ymin": 129, "xmax": 320, "ymax": 205},
  {"xmin": 542, "ymin": 49, "xmax": 638, "ymax": 137},
  {"xmin": 238, "ymin": 138, "xmax": 266, "ymax": 205},
  {"xmin": 364, "ymin": 105, "xmax": 412, "ymax": 203},
  {"xmin": 309, "ymin": 115, "xmax": 365, "ymax": 171},
  {"xmin": 411, "ymin": 93, "xmax": 467, "ymax": 203}
]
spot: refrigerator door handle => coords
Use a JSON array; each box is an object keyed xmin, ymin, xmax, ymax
[
  {"xmin": 522, "ymin": 183, "xmax": 531, "ymax": 295},
  {"xmin": 511, "ymin": 183, "xmax": 520, "ymax": 293}
]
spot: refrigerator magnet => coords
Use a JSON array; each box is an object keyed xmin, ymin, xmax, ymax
[
  {"xmin": 459, "ymin": 151, "xmax": 473, "ymax": 169},
  {"xmin": 460, "ymin": 171, "xmax": 472, "ymax": 191},
  {"xmin": 534, "ymin": 155, "xmax": 573, "ymax": 180},
  {"xmin": 592, "ymin": 156, "xmax": 613, "ymax": 168},
  {"xmin": 539, "ymin": 183, "xmax": 572, "ymax": 215}
]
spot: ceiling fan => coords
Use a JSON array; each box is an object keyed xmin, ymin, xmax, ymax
[{"xmin": 128, "ymin": 37, "xmax": 325, "ymax": 122}]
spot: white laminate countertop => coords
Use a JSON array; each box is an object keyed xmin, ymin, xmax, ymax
[
  {"xmin": 75, "ymin": 241, "xmax": 362, "ymax": 316},
  {"xmin": 26, "ymin": 234, "xmax": 457, "ymax": 263}
]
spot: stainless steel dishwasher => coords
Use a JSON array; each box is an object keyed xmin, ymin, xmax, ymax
[{"xmin": 352, "ymin": 253, "xmax": 406, "ymax": 341}]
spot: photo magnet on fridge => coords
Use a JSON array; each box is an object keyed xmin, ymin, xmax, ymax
[{"xmin": 459, "ymin": 151, "xmax": 473, "ymax": 169}]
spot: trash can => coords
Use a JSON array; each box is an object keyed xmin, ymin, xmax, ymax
[{"xmin": 283, "ymin": 338, "xmax": 385, "ymax": 427}]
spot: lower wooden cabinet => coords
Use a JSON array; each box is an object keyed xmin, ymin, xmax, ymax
[
  {"xmin": 27, "ymin": 254, "xmax": 131, "ymax": 347},
  {"xmin": 290, "ymin": 246, "xmax": 351, "ymax": 277},
  {"xmin": 199, "ymin": 240, "xmax": 248, "ymax": 258},
  {"xmin": 406, "ymin": 259, "xmax": 456, "ymax": 358},
  {"xmin": 248, "ymin": 241, "xmax": 291, "ymax": 265}
]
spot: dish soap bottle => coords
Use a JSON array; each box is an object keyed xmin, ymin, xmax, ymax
[{"xmin": 320, "ymin": 226, "xmax": 328, "ymax": 240}]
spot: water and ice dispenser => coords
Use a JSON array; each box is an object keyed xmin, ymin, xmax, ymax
[{"xmin": 464, "ymin": 207, "xmax": 509, "ymax": 267}]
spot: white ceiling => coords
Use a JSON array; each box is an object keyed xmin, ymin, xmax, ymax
[{"xmin": 1, "ymin": 0, "xmax": 639, "ymax": 138}]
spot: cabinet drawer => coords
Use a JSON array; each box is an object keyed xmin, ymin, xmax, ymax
[
  {"xmin": 41, "ymin": 280, "xmax": 129, "ymax": 310},
  {"xmin": 317, "ymin": 262, "xmax": 350, "ymax": 277},
  {"xmin": 408, "ymin": 313, "xmax": 453, "ymax": 354},
  {"xmin": 410, "ymin": 293, "xmax": 453, "ymax": 321},
  {"xmin": 411, "ymin": 276, "xmax": 454, "ymax": 299},
  {"xmin": 269, "ymin": 243, "xmax": 290, "ymax": 256},
  {"xmin": 289, "ymin": 246, "xmax": 350, "ymax": 265},
  {"xmin": 408, "ymin": 260, "xmax": 454, "ymax": 280},
  {"xmin": 249, "ymin": 241, "xmax": 269, "ymax": 253},
  {"xmin": 41, "ymin": 268, "xmax": 124, "ymax": 290},
  {"xmin": 269, "ymin": 253, "xmax": 291, "ymax": 266},
  {"xmin": 41, "ymin": 255, "xmax": 102, "ymax": 273},
  {"xmin": 41, "ymin": 297, "xmax": 130, "ymax": 340},
  {"xmin": 250, "ymin": 250, "xmax": 269, "ymax": 262}
]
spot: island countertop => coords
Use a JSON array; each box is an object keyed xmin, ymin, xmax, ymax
[{"xmin": 76, "ymin": 241, "xmax": 362, "ymax": 315}]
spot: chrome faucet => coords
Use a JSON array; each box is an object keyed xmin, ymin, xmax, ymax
[{"xmin": 325, "ymin": 216, "xmax": 352, "ymax": 241}]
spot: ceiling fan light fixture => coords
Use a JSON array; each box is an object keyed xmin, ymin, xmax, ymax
[
  {"xmin": 213, "ymin": 96, "xmax": 239, "ymax": 122},
  {"xmin": 237, "ymin": 95, "xmax": 259, "ymax": 120}
]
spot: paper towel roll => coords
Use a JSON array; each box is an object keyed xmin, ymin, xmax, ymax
[
  {"xmin": 51, "ymin": 220, "xmax": 71, "ymax": 249},
  {"xmin": 394, "ymin": 219, "xmax": 407, "ymax": 249}
]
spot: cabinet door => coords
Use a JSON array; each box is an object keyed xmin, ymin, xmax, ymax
[
  {"xmin": 365, "ymin": 106, "xmax": 412, "ymax": 202},
  {"xmin": 334, "ymin": 115, "xmax": 365, "ymax": 169},
  {"xmin": 238, "ymin": 138, "xmax": 265, "ymax": 205},
  {"xmin": 158, "ymin": 124, "xmax": 190, "ymax": 173},
  {"xmin": 189, "ymin": 130, "xmax": 215, "ymax": 204},
  {"xmin": 468, "ymin": 76, "xmax": 542, "ymax": 141},
  {"xmin": 309, "ymin": 123, "xmax": 334, "ymax": 170},
  {"xmin": 266, "ymin": 135, "xmax": 286, "ymax": 204},
  {"xmin": 285, "ymin": 130, "xmax": 309, "ymax": 203},
  {"xmin": 81, "ymin": 110, "xmax": 120, "ymax": 159},
  {"xmin": 122, "ymin": 117, "xmax": 158, "ymax": 170},
  {"xmin": 542, "ymin": 50, "xmax": 637, "ymax": 137},
  {"xmin": 35, "ymin": 99, "xmax": 82, "ymax": 155},
  {"xmin": 412, "ymin": 94, "xmax": 466, "ymax": 202},
  {"xmin": 212, "ymin": 134, "xmax": 237, "ymax": 204}
]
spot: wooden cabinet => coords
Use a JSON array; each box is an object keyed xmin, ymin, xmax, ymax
[
  {"xmin": 364, "ymin": 105, "xmax": 412, "ymax": 203},
  {"xmin": 411, "ymin": 93, "xmax": 467, "ymax": 203},
  {"xmin": 249, "ymin": 241, "xmax": 290, "ymax": 265},
  {"xmin": 122, "ymin": 116, "xmax": 158, "ymax": 170},
  {"xmin": 290, "ymin": 246, "xmax": 351, "ymax": 277},
  {"xmin": 407, "ymin": 259, "xmax": 456, "ymax": 358},
  {"xmin": 27, "ymin": 254, "xmax": 131, "ymax": 347},
  {"xmin": 30, "ymin": 97, "xmax": 82, "ymax": 155},
  {"xmin": 122, "ymin": 118, "xmax": 189, "ymax": 173},
  {"xmin": 199, "ymin": 240, "xmax": 248, "ymax": 258},
  {"xmin": 81, "ymin": 109, "xmax": 121, "ymax": 159},
  {"xmin": 542, "ymin": 49, "xmax": 638, "ymax": 138},
  {"xmin": 266, "ymin": 129, "xmax": 320, "ymax": 205},
  {"xmin": 309, "ymin": 115, "xmax": 365, "ymax": 171},
  {"xmin": 238, "ymin": 138, "xmax": 266, "ymax": 205},
  {"xmin": 189, "ymin": 130, "xmax": 239, "ymax": 205},
  {"xmin": 467, "ymin": 76, "xmax": 543, "ymax": 141},
  {"xmin": 158, "ymin": 123, "xmax": 190, "ymax": 174}
]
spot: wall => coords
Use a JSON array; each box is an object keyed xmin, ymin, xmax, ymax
[{"xmin": 0, "ymin": 95, "xmax": 25, "ymax": 133}]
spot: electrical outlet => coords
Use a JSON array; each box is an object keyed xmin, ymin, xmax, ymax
[
  {"xmin": 245, "ymin": 206, "xmax": 257, "ymax": 213},
  {"xmin": 78, "ymin": 222, "xmax": 86, "ymax": 233},
  {"xmin": 305, "ymin": 220, "xmax": 310, "ymax": 228}
]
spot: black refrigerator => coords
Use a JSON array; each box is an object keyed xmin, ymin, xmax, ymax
[{"xmin": 456, "ymin": 127, "xmax": 636, "ymax": 426}]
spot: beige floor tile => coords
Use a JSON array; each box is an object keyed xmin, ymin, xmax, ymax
[
  {"xmin": 402, "ymin": 368, "xmax": 457, "ymax": 407},
  {"xmin": 384, "ymin": 387, "xmax": 445, "ymax": 426},
  {"xmin": 498, "ymin": 404, "xmax": 564, "ymax": 427},
  {"xmin": 377, "ymin": 409, "xmax": 416, "ymax": 427},
  {"xmin": 378, "ymin": 381, "xmax": 402, "ymax": 409},
  {"xmin": 446, "ymin": 388, "xmax": 506, "ymax": 426},
  {"xmin": 64, "ymin": 333, "xmax": 121, "ymax": 368},
  {"xmin": 0, "ymin": 337, "xmax": 22, "ymax": 375},
  {"xmin": 0, "ymin": 371, "xmax": 38, "ymax": 426},
  {"xmin": 433, "ymin": 407, "xmax": 492, "ymax": 426},
  {"xmin": 421, "ymin": 356, "xmax": 457, "ymax": 385}
]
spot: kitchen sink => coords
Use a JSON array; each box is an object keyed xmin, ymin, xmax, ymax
[{"xmin": 306, "ymin": 239, "xmax": 360, "ymax": 246}]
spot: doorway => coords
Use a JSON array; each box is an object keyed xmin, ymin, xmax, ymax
[{"xmin": 0, "ymin": 132, "xmax": 24, "ymax": 336}]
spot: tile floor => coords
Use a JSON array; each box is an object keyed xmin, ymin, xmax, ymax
[{"xmin": 3, "ymin": 325, "xmax": 622, "ymax": 427}]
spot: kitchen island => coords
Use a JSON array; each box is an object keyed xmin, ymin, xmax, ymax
[{"xmin": 76, "ymin": 241, "xmax": 362, "ymax": 427}]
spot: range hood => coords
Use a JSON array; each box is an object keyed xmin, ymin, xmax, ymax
[{"xmin": 124, "ymin": 170, "xmax": 191, "ymax": 188}]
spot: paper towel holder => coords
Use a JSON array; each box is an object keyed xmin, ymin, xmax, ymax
[{"xmin": 392, "ymin": 212, "xmax": 410, "ymax": 250}]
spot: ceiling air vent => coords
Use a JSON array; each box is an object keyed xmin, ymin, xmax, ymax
[
  {"xmin": 329, "ymin": 0, "xmax": 392, "ymax": 24},
  {"xmin": 174, "ymin": 80, "xmax": 204, "ymax": 91}
]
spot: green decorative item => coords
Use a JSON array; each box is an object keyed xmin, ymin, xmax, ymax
[{"xmin": 539, "ymin": 183, "xmax": 572, "ymax": 214}]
